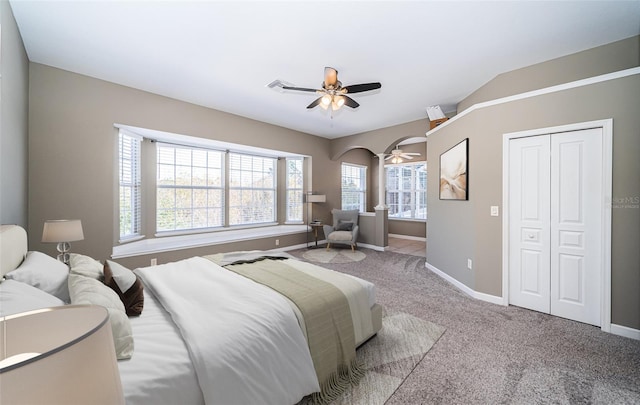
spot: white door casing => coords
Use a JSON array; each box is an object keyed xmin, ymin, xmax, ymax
[{"xmin": 502, "ymin": 120, "xmax": 612, "ymax": 331}]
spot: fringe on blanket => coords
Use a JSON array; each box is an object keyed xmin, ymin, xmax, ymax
[{"xmin": 311, "ymin": 358, "xmax": 366, "ymax": 405}]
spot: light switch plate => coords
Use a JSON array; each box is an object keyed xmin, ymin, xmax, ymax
[{"xmin": 490, "ymin": 206, "xmax": 499, "ymax": 216}]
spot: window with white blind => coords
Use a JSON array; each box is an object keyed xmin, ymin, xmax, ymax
[
  {"xmin": 228, "ymin": 153, "xmax": 277, "ymax": 225},
  {"xmin": 156, "ymin": 144, "xmax": 225, "ymax": 232},
  {"xmin": 386, "ymin": 162, "xmax": 427, "ymax": 220},
  {"xmin": 341, "ymin": 163, "xmax": 367, "ymax": 212},
  {"xmin": 118, "ymin": 131, "xmax": 142, "ymax": 240},
  {"xmin": 285, "ymin": 158, "xmax": 304, "ymax": 222}
]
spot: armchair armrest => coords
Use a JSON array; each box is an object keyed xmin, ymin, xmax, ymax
[
  {"xmin": 351, "ymin": 224, "xmax": 360, "ymax": 244},
  {"xmin": 323, "ymin": 224, "xmax": 334, "ymax": 238}
]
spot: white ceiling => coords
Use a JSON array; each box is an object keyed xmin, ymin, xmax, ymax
[{"xmin": 10, "ymin": 1, "xmax": 640, "ymax": 139}]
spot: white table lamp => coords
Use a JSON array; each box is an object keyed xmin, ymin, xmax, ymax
[
  {"xmin": 0, "ymin": 306, "xmax": 124, "ymax": 404},
  {"xmin": 42, "ymin": 219, "xmax": 84, "ymax": 264}
]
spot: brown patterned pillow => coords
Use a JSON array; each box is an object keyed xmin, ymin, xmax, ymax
[{"xmin": 103, "ymin": 260, "xmax": 144, "ymax": 316}]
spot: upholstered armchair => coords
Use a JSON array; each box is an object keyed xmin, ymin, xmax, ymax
[{"xmin": 323, "ymin": 209, "xmax": 359, "ymax": 251}]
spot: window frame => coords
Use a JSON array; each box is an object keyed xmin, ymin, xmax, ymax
[
  {"xmin": 341, "ymin": 163, "xmax": 367, "ymax": 212},
  {"xmin": 116, "ymin": 126, "xmax": 308, "ymax": 244},
  {"xmin": 155, "ymin": 143, "xmax": 226, "ymax": 234},
  {"xmin": 385, "ymin": 161, "xmax": 427, "ymax": 220},
  {"xmin": 118, "ymin": 130, "xmax": 143, "ymax": 241},
  {"xmin": 227, "ymin": 153, "xmax": 278, "ymax": 226},
  {"xmin": 285, "ymin": 157, "xmax": 304, "ymax": 223}
]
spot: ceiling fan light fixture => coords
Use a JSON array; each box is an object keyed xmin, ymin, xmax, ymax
[
  {"xmin": 391, "ymin": 156, "xmax": 402, "ymax": 164},
  {"xmin": 278, "ymin": 67, "xmax": 381, "ymax": 111}
]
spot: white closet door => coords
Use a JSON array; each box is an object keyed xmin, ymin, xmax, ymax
[
  {"xmin": 550, "ymin": 128, "xmax": 602, "ymax": 326},
  {"xmin": 509, "ymin": 128, "xmax": 603, "ymax": 327},
  {"xmin": 509, "ymin": 135, "xmax": 551, "ymax": 314}
]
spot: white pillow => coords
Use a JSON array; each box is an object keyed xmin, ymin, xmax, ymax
[
  {"xmin": 105, "ymin": 260, "xmax": 136, "ymax": 292},
  {"xmin": 0, "ymin": 279, "xmax": 66, "ymax": 316},
  {"xmin": 69, "ymin": 253, "xmax": 104, "ymax": 280},
  {"xmin": 68, "ymin": 273, "xmax": 134, "ymax": 360},
  {"xmin": 5, "ymin": 251, "xmax": 70, "ymax": 302}
]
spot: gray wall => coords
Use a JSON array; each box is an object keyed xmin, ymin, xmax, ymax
[
  {"xmin": 330, "ymin": 118, "xmax": 429, "ymax": 160},
  {"xmin": 335, "ymin": 128, "xmax": 429, "ymax": 238},
  {"xmin": 389, "ymin": 220, "xmax": 425, "ymax": 239},
  {"xmin": 458, "ymin": 35, "xmax": 640, "ymax": 113},
  {"xmin": 0, "ymin": 0, "xmax": 29, "ymax": 228},
  {"xmin": 426, "ymin": 36, "xmax": 640, "ymax": 330},
  {"xmin": 28, "ymin": 64, "xmax": 340, "ymax": 262},
  {"xmin": 427, "ymin": 74, "xmax": 640, "ymax": 330}
]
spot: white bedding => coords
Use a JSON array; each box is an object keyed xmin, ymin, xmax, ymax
[
  {"xmin": 117, "ymin": 288, "xmax": 203, "ymax": 405},
  {"xmin": 134, "ymin": 257, "xmax": 320, "ymax": 405}
]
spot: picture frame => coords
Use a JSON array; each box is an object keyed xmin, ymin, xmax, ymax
[{"xmin": 439, "ymin": 138, "xmax": 468, "ymax": 200}]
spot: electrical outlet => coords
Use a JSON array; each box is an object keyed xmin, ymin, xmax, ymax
[
  {"xmin": 467, "ymin": 259, "xmax": 473, "ymax": 270},
  {"xmin": 490, "ymin": 206, "xmax": 499, "ymax": 216},
  {"xmin": 150, "ymin": 258, "xmax": 157, "ymax": 266},
  {"xmin": 275, "ymin": 239, "xmax": 280, "ymax": 246}
]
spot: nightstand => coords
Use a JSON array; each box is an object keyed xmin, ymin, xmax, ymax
[{"xmin": 308, "ymin": 222, "xmax": 323, "ymax": 248}]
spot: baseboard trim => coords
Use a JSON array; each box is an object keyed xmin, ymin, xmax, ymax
[
  {"xmin": 425, "ymin": 262, "xmax": 505, "ymax": 306},
  {"xmin": 388, "ymin": 233, "xmax": 426, "ymax": 242},
  {"xmin": 610, "ymin": 324, "xmax": 640, "ymax": 341},
  {"xmin": 270, "ymin": 242, "xmax": 313, "ymax": 252},
  {"xmin": 426, "ymin": 262, "xmax": 640, "ymax": 340},
  {"xmin": 359, "ymin": 243, "xmax": 385, "ymax": 252}
]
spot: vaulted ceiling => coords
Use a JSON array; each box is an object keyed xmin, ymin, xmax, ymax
[{"xmin": 10, "ymin": 1, "xmax": 640, "ymax": 138}]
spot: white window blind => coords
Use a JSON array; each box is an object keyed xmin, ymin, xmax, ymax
[
  {"xmin": 386, "ymin": 162, "xmax": 427, "ymax": 219},
  {"xmin": 286, "ymin": 158, "xmax": 304, "ymax": 222},
  {"xmin": 156, "ymin": 144, "xmax": 224, "ymax": 232},
  {"xmin": 228, "ymin": 153, "xmax": 276, "ymax": 225},
  {"xmin": 119, "ymin": 131, "xmax": 142, "ymax": 240},
  {"xmin": 341, "ymin": 163, "xmax": 367, "ymax": 212}
]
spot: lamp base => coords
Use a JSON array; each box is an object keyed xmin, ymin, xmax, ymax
[{"xmin": 56, "ymin": 242, "xmax": 71, "ymax": 266}]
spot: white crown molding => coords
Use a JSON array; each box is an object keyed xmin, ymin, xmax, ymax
[{"xmin": 426, "ymin": 67, "xmax": 640, "ymax": 137}]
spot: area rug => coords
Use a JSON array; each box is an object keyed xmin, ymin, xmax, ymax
[
  {"xmin": 302, "ymin": 249, "xmax": 366, "ymax": 263},
  {"xmin": 300, "ymin": 312, "xmax": 445, "ymax": 405}
]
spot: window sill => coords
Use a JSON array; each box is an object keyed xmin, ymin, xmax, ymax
[
  {"xmin": 388, "ymin": 217, "xmax": 427, "ymax": 222},
  {"xmin": 111, "ymin": 224, "xmax": 307, "ymax": 259}
]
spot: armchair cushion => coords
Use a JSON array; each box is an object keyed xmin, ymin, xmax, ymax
[
  {"xmin": 336, "ymin": 220, "xmax": 354, "ymax": 231},
  {"xmin": 329, "ymin": 231, "xmax": 354, "ymax": 242}
]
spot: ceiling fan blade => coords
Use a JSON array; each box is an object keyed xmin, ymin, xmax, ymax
[
  {"xmin": 324, "ymin": 67, "xmax": 338, "ymax": 87},
  {"xmin": 306, "ymin": 97, "xmax": 323, "ymax": 109},
  {"xmin": 282, "ymin": 86, "xmax": 321, "ymax": 93},
  {"xmin": 343, "ymin": 82, "xmax": 382, "ymax": 94},
  {"xmin": 401, "ymin": 155, "xmax": 415, "ymax": 160},
  {"xmin": 384, "ymin": 155, "xmax": 393, "ymax": 160},
  {"xmin": 343, "ymin": 95, "xmax": 360, "ymax": 108}
]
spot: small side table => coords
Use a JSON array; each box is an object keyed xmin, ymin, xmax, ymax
[{"xmin": 309, "ymin": 222, "xmax": 323, "ymax": 248}]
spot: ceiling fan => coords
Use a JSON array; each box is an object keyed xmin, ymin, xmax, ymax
[
  {"xmin": 278, "ymin": 67, "xmax": 381, "ymax": 111},
  {"xmin": 385, "ymin": 146, "xmax": 421, "ymax": 163}
]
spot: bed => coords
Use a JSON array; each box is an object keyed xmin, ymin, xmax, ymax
[{"xmin": 0, "ymin": 224, "xmax": 383, "ymax": 404}]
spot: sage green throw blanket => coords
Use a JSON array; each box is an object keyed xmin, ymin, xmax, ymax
[{"xmin": 204, "ymin": 255, "xmax": 363, "ymax": 403}]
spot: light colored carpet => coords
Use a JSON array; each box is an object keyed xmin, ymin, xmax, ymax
[
  {"xmin": 302, "ymin": 249, "xmax": 366, "ymax": 263},
  {"xmin": 300, "ymin": 312, "xmax": 445, "ymax": 405},
  {"xmin": 289, "ymin": 248, "xmax": 640, "ymax": 404}
]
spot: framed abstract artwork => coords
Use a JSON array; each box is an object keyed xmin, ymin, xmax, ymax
[{"xmin": 439, "ymin": 138, "xmax": 468, "ymax": 200}]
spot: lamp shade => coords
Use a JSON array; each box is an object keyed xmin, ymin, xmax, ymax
[
  {"xmin": 307, "ymin": 194, "xmax": 326, "ymax": 203},
  {"xmin": 42, "ymin": 220, "xmax": 84, "ymax": 243},
  {"xmin": 0, "ymin": 306, "xmax": 124, "ymax": 404}
]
